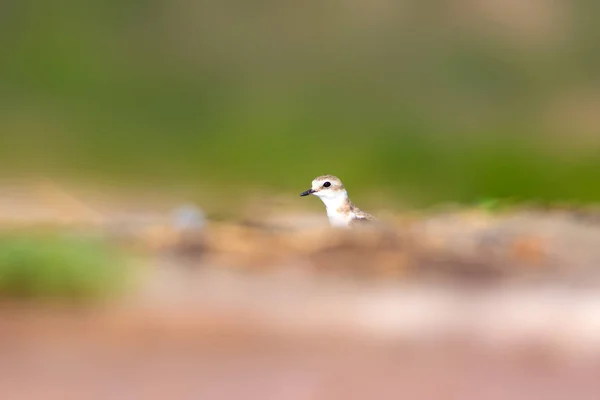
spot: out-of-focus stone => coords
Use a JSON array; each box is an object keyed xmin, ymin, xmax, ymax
[{"xmin": 510, "ymin": 235, "xmax": 546, "ymax": 266}]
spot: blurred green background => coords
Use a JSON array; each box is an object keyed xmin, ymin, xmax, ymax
[{"xmin": 1, "ymin": 0, "xmax": 599, "ymax": 209}]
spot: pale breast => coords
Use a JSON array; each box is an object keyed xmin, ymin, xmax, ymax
[{"xmin": 327, "ymin": 210, "xmax": 352, "ymax": 227}]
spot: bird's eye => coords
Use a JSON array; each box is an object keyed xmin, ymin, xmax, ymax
[{"xmin": 323, "ymin": 182, "xmax": 331, "ymax": 188}]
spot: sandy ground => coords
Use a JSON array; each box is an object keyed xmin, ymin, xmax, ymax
[
  {"xmin": 1, "ymin": 182, "xmax": 600, "ymax": 399},
  {"xmin": 2, "ymin": 273, "xmax": 600, "ymax": 400}
]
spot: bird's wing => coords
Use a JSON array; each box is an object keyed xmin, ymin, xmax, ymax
[{"xmin": 349, "ymin": 210, "xmax": 376, "ymax": 227}]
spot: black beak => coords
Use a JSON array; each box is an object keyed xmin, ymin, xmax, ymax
[{"xmin": 300, "ymin": 189, "xmax": 315, "ymax": 197}]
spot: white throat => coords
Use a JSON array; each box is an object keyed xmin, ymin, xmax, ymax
[{"xmin": 315, "ymin": 190, "xmax": 351, "ymax": 227}]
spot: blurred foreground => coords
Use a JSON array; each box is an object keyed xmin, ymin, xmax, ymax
[
  {"xmin": 3, "ymin": 1, "xmax": 600, "ymax": 397},
  {"xmin": 1, "ymin": 182, "xmax": 600, "ymax": 399}
]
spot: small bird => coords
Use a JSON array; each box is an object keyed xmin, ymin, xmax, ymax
[{"xmin": 300, "ymin": 175, "xmax": 376, "ymax": 228}]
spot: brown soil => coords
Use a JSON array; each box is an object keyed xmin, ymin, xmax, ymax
[{"xmin": 2, "ymin": 185, "xmax": 600, "ymax": 399}]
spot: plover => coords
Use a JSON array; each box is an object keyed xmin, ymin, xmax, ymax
[{"xmin": 300, "ymin": 175, "xmax": 376, "ymax": 228}]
